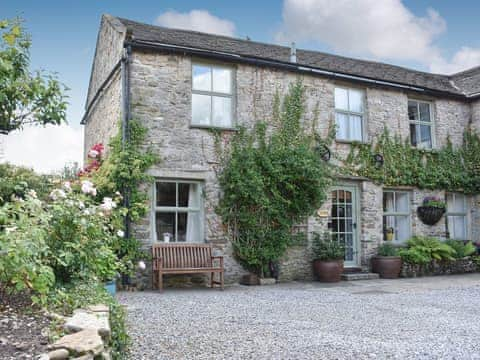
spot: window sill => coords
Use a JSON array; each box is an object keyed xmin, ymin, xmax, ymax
[
  {"xmin": 335, "ymin": 139, "xmax": 369, "ymax": 145},
  {"xmin": 190, "ymin": 124, "xmax": 238, "ymax": 132}
]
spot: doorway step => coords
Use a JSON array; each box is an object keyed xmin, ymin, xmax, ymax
[{"xmin": 341, "ymin": 269, "xmax": 379, "ymax": 281}]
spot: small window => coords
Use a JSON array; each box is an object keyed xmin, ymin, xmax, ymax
[
  {"xmin": 334, "ymin": 87, "xmax": 364, "ymax": 141},
  {"xmin": 383, "ymin": 191, "xmax": 411, "ymax": 243},
  {"xmin": 154, "ymin": 181, "xmax": 203, "ymax": 243},
  {"xmin": 192, "ymin": 63, "xmax": 233, "ymax": 128},
  {"xmin": 408, "ymin": 100, "xmax": 433, "ymax": 149},
  {"xmin": 446, "ymin": 193, "xmax": 468, "ymax": 240}
]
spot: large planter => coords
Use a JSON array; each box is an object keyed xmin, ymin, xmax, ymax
[
  {"xmin": 313, "ymin": 259, "xmax": 344, "ymax": 282},
  {"xmin": 371, "ymin": 256, "xmax": 402, "ymax": 278},
  {"xmin": 417, "ymin": 206, "xmax": 445, "ymax": 225}
]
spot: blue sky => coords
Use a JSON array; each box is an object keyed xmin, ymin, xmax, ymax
[{"xmin": 2, "ymin": 0, "xmax": 480, "ymax": 172}]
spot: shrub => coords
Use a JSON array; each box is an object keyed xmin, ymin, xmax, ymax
[
  {"xmin": 445, "ymin": 240, "xmax": 476, "ymax": 259},
  {"xmin": 377, "ymin": 243, "xmax": 398, "ymax": 257},
  {"xmin": 0, "ymin": 180, "xmax": 122, "ymax": 300},
  {"xmin": 0, "ymin": 163, "xmax": 53, "ymax": 204},
  {"xmin": 398, "ymin": 236, "xmax": 456, "ymax": 264},
  {"xmin": 312, "ymin": 232, "xmax": 345, "ymax": 261},
  {"xmin": 218, "ymin": 81, "xmax": 332, "ymax": 276},
  {"xmin": 0, "ymin": 192, "xmax": 54, "ymax": 302},
  {"xmin": 45, "ymin": 186, "xmax": 120, "ymax": 284}
]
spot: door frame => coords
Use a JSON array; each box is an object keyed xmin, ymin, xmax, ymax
[{"xmin": 330, "ymin": 183, "xmax": 361, "ymax": 268}]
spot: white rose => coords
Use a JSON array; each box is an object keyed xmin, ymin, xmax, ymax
[
  {"xmin": 63, "ymin": 181, "xmax": 72, "ymax": 192},
  {"xmin": 117, "ymin": 230, "xmax": 125, "ymax": 238},
  {"xmin": 138, "ymin": 261, "xmax": 146, "ymax": 271},
  {"xmin": 49, "ymin": 189, "xmax": 66, "ymax": 201},
  {"xmin": 81, "ymin": 180, "xmax": 97, "ymax": 196}
]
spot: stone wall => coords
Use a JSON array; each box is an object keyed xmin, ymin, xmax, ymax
[
  {"xmin": 401, "ymin": 257, "xmax": 478, "ymax": 277},
  {"xmin": 471, "ymin": 99, "xmax": 480, "ymax": 132},
  {"xmin": 83, "ymin": 15, "xmax": 125, "ymax": 158}
]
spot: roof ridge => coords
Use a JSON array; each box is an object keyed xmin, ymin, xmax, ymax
[{"xmin": 450, "ymin": 65, "xmax": 480, "ymax": 78}]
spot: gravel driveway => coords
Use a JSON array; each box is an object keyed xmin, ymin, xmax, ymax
[{"xmin": 118, "ymin": 274, "xmax": 480, "ymax": 359}]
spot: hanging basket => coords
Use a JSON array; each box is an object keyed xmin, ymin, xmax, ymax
[{"xmin": 417, "ymin": 206, "xmax": 445, "ymax": 225}]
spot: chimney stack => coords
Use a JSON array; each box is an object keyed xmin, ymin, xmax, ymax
[{"xmin": 290, "ymin": 42, "xmax": 297, "ymax": 63}]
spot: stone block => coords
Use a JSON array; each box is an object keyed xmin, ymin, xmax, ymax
[
  {"xmin": 49, "ymin": 329, "xmax": 103, "ymax": 356},
  {"xmin": 64, "ymin": 309, "xmax": 110, "ymax": 340}
]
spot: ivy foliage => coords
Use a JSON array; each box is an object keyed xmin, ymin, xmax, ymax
[
  {"xmin": 217, "ymin": 81, "xmax": 332, "ymax": 276},
  {"xmin": 92, "ymin": 120, "xmax": 158, "ymax": 273},
  {"xmin": 342, "ymin": 128, "xmax": 480, "ymax": 194}
]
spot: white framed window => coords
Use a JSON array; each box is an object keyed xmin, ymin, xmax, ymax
[
  {"xmin": 191, "ymin": 63, "xmax": 234, "ymax": 128},
  {"xmin": 408, "ymin": 100, "xmax": 434, "ymax": 149},
  {"xmin": 383, "ymin": 191, "xmax": 411, "ymax": 244},
  {"xmin": 446, "ymin": 193, "xmax": 468, "ymax": 240},
  {"xmin": 334, "ymin": 87, "xmax": 365, "ymax": 142},
  {"xmin": 153, "ymin": 180, "xmax": 203, "ymax": 243}
]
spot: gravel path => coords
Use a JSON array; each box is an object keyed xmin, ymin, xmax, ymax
[{"xmin": 118, "ymin": 274, "xmax": 480, "ymax": 359}]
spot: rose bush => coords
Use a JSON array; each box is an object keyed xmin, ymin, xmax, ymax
[{"xmin": 0, "ymin": 178, "xmax": 124, "ymax": 302}]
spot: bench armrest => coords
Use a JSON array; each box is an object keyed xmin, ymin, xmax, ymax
[{"xmin": 211, "ymin": 255, "xmax": 224, "ymax": 269}]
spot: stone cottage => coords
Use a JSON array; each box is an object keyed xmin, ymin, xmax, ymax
[{"xmin": 82, "ymin": 14, "xmax": 480, "ymax": 284}]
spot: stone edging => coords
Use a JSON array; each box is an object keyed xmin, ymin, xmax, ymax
[{"xmin": 39, "ymin": 304, "xmax": 111, "ymax": 360}]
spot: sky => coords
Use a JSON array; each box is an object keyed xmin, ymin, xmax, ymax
[{"xmin": 2, "ymin": 0, "xmax": 480, "ymax": 173}]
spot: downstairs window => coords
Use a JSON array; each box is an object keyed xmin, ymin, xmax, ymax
[{"xmin": 154, "ymin": 180, "xmax": 203, "ymax": 243}]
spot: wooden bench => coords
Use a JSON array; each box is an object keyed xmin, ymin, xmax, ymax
[{"xmin": 152, "ymin": 243, "xmax": 224, "ymax": 291}]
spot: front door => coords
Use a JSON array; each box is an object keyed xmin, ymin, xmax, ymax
[{"xmin": 330, "ymin": 186, "xmax": 359, "ymax": 267}]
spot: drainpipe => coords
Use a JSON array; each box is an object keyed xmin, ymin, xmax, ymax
[{"xmin": 121, "ymin": 44, "xmax": 132, "ymax": 240}]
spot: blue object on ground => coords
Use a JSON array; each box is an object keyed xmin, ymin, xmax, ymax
[{"xmin": 105, "ymin": 280, "xmax": 116, "ymax": 296}]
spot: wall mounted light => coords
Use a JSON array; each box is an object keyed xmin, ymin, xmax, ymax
[{"xmin": 373, "ymin": 153, "xmax": 384, "ymax": 167}]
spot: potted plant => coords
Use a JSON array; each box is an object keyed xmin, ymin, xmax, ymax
[
  {"xmin": 385, "ymin": 227, "xmax": 394, "ymax": 241},
  {"xmin": 417, "ymin": 196, "xmax": 446, "ymax": 225},
  {"xmin": 312, "ymin": 232, "xmax": 345, "ymax": 282},
  {"xmin": 371, "ymin": 243, "xmax": 402, "ymax": 278}
]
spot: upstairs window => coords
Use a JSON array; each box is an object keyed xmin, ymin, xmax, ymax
[
  {"xmin": 408, "ymin": 100, "xmax": 433, "ymax": 149},
  {"xmin": 446, "ymin": 193, "xmax": 468, "ymax": 240},
  {"xmin": 334, "ymin": 87, "xmax": 364, "ymax": 142},
  {"xmin": 192, "ymin": 63, "xmax": 233, "ymax": 128}
]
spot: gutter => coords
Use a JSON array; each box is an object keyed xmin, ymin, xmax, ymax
[
  {"xmin": 121, "ymin": 44, "xmax": 132, "ymax": 240},
  {"xmin": 126, "ymin": 39, "xmax": 467, "ymax": 100}
]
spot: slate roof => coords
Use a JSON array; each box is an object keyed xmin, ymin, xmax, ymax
[
  {"xmin": 450, "ymin": 67, "xmax": 480, "ymax": 96},
  {"xmin": 115, "ymin": 16, "xmax": 479, "ymax": 98}
]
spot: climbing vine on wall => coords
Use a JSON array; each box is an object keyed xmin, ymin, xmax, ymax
[
  {"xmin": 342, "ymin": 128, "xmax": 480, "ymax": 194},
  {"xmin": 217, "ymin": 81, "xmax": 333, "ymax": 276}
]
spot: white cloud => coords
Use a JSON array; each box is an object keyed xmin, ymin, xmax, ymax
[
  {"xmin": 430, "ymin": 47, "xmax": 480, "ymax": 74},
  {"xmin": 276, "ymin": 0, "xmax": 480, "ymax": 75},
  {"xmin": 276, "ymin": 0, "xmax": 445, "ymax": 62},
  {"xmin": 1, "ymin": 124, "xmax": 84, "ymax": 174},
  {"xmin": 155, "ymin": 10, "xmax": 235, "ymax": 37}
]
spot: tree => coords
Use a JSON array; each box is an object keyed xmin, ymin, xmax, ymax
[{"xmin": 0, "ymin": 18, "xmax": 68, "ymax": 133}]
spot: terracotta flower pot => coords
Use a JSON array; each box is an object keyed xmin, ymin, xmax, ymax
[
  {"xmin": 371, "ymin": 256, "xmax": 402, "ymax": 278},
  {"xmin": 313, "ymin": 259, "xmax": 344, "ymax": 282}
]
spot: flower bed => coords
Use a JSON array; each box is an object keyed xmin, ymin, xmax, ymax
[{"xmin": 401, "ymin": 257, "xmax": 478, "ymax": 277}]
